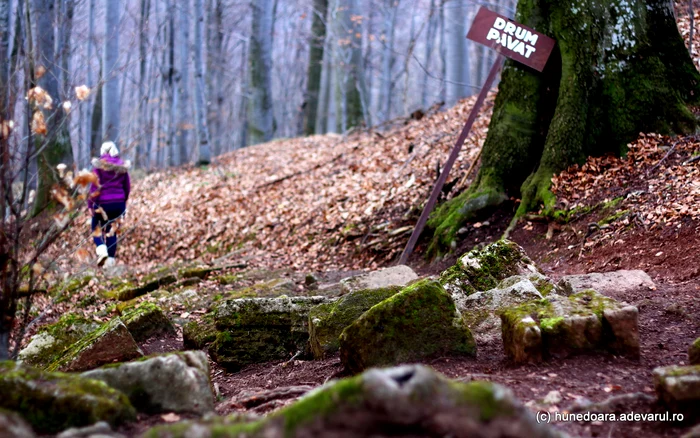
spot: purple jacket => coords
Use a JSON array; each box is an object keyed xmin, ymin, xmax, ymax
[{"xmin": 88, "ymin": 155, "xmax": 131, "ymax": 209}]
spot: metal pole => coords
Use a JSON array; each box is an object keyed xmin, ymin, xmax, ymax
[{"xmin": 398, "ymin": 55, "xmax": 505, "ymax": 265}]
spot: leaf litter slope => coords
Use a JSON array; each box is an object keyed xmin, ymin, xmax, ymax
[
  {"xmin": 100, "ymin": 95, "xmax": 496, "ymax": 272},
  {"xmin": 57, "ymin": 5, "xmax": 699, "ymax": 276}
]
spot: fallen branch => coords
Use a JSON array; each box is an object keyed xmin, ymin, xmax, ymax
[
  {"xmin": 232, "ymin": 385, "xmax": 314, "ymax": 409},
  {"xmin": 647, "ymin": 140, "xmax": 681, "ymax": 175}
]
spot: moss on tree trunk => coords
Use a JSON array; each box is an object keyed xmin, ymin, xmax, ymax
[{"xmin": 427, "ymin": 0, "xmax": 699, "ymax": 257}]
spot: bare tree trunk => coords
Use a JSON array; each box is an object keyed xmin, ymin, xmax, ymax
[
  {"xmin": 83, "ymin": 0, "xmax": 96, "ymax": 165},
  {"xmin": 136, "ymin": 0, "xmax": 150, "ymax": 167},
  {"xmin": 246, "ymin": 0, "xmax": 275, "ymax": 145},
  {"xmin": 315, "ymin": 25, "xmax": 332, "ymax": 134},
  {"xmin": 421, "ymin": 0, "xmax": 438, "ymax": 108},
  {"xmin": 690, "ymin": 0, "xmax": 695, "ymax": 55},
  {"xmin": 102, "ymin": 0, "xmax": 120, "ymax": 143},
  {"xmin": 176, "ymin": 0, "xmax": 190, "ymax": 162},
  {"xmin": 32, "ymin": 0, "xmax": 73, "ymax": 215},
  {"xmin": 303, "ymin": 0, "xmax": 328, "ymax": 135},
  {"xmin": 193, "ymin": 0, "xmax": 211, "ymax": 163},
  {"xmin": 0, "ymin": 0, "xmax": 11, "ymax": 222},
  {"xmin": 379, "ymin": 0, "xmax": 398, "ymax": 122},
  {"xmin": 207, "ymin": 0, "xmax": 224, "ymax": 155},
  {"xmin": 444, "ymin": 0, "xmax": 470, "ymax": 106},
  {"xmin": 166, "ymin": 0, "xmax": 178, "ymax": 166},
  {"xmin": 438, "ymin": 0, "xmax": 447, "ymax": 103},
  {"xmin": 333, "ymin": 0, "xmax": 365, "ymax": 131},
  {"xmin": 57, "ymin": 0, "xmax": 73, "ymax": 101}
]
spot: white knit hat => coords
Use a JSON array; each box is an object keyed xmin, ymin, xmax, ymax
[{"xmin": 100, "ymin": 141, "xmax": 119, "ymax": 157}]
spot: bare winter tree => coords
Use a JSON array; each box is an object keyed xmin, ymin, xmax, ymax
[
  {"xmin": 247, "ymin": 0, "xmax": 276, "ymax": 145},
  {"xmin": 193, "ymin": 0, "xmax": 211, "ymax": 164},
  {"xmin": 332, "ymin": 0, "xmax": 366, "ymax": 131},
  {"xmin": 102, "ymin": 0, "xmax": 120, "ymax": 144},
  {"xmin": 444, "ymin": 0, "xmax": 471, "ymax": 106},
  {"xmin": 303, "ymin": 0, "xmax": 328, "ymax": 135},
  {"xmin": 31, "ymin": 0, "xmax": 73, "ymax": 215}
]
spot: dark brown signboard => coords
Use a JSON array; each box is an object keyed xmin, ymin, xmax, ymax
[{"xmin": 467, "ymin": 7, "xmax": 555, "ymax": 72}]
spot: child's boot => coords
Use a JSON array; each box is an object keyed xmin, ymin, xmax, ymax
[
  {"xmin": 105, "ymin": 257, "xmax": 116, "ymax": 268},
  {"xmin": 96, "ymin": 244, "xmax": 108, "ymax": 266}
]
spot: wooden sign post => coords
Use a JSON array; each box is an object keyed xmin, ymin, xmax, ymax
[{"xmin": 398, "ymin": 7, "xmax": 555, "ymax": 265}]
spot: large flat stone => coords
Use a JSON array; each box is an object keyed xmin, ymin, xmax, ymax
[
  {"xmin": 82, "ymin": 351, "xmax": 214, "ymax": 414},
  {"xmin": 557, "ymin": 270, "xmax": 655, "ymax": 297},
  {"xmin": 340, "ymin": 265, "xmax": 418, "ymax": 294}
]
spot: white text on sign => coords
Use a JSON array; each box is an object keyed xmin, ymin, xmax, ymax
[{"xmin": 486, "ymin": 17, "xmax": 538, "ymax": 59}]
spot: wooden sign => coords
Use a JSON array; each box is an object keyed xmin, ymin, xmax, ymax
[{"xmin": 467, "ymin": 7, "xmax": 556, "ymax": 72}]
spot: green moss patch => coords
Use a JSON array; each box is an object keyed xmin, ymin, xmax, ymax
[
  {"xmin": 339, "ymin": 279, "xmax": 475, "ymax": 373},
  {"xmin": 309, "ymin": 286, "xmax": 401, "ymax": 359},
  {"xmin": 47, "ymin": 318, "xmax": 143, "ymax": 372},
  {"xmin": 0, "ymin": 361, "xmax": 135, "ymax": 434},
  {"xmin": 121, "ymin": 302, "xmax": 174, "ymax": 341},
  {"xmin": 18, "ymin": 313, "xmax": 100, "ymax": 369}
]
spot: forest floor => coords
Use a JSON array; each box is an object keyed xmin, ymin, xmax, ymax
[{"xmin": 21, "ymin": 5, "xmax": 700, "ymax": 438}]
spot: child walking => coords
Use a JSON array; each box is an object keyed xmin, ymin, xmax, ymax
[{"xmin": 88, "ymin": 141, "xmax": 131, "ymax": 267}]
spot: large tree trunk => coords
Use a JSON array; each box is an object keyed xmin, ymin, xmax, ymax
[
  {"xmin": 303, "ymin": 0, "xmax": 328, "ymax": 135},
  {"xmin": 102, "ymin": 0, "xmax": 120, "ymax": 143},
  {"xmin": 246, "ymin": 0, "xmax": 275, "ymax": 145},
  {"xmin": 427, "ymin": 0, "xmax": 700, "ymax": 256},
  {"xmin": 32, "ymin": 0, "xmax": 73, "ymax": 215}
]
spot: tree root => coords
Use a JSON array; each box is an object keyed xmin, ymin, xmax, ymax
[{"xmin": 425, "ymin": 183, "xmax": 508, "ymax": 259}]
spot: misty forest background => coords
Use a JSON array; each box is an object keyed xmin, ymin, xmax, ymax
[{"xmin": 1, "ymin": 0, "xmax": 518, "ymax": 178}]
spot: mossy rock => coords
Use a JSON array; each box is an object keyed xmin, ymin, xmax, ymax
[
  {"xmin": 226, "ymin": 278, "xmax": 297, "ymax": 299},
  {"xmin": 0, "ymin": 361, "xmax": 135, "ymax": 434},
  {"xmin": 178, "ymin": 265, "xmax": 222, "ymax": 280},
  {"xmin": 500, "ymin": 290, "xmax": 639, "ymax": 364},
  {"xmin": 121, "ymin": 302, "xmax": 175, "ymax": 342},
  {"xmin": 460, "ymin": 276, "xmax": 544, "ymax": 344},
  {"xmin": 339, "ymin": 279, "xmax": 476, "ymax": 373},
  {"xmin": 214, "ymin": 274, "xmax": 242, "ymax": 286},
  {"xmin": 446, "ymin": 240, "xmax": 543, "ymax": 293},
  {"xmin": 49, "ymin": 274, "xmax": 94, "ymax": 299},
  {"xmin": 653, "ymin": 365, "xmax": 700, "ymax": 420},
  {"xmin": 47, "ymin": 318, "xmax": 143, "ymax": 372},
  {"xmin": 308, "ymin": 286, "xmax": 401, "ymax": 359},
  {"xmin": 210, "ymin": 296, "xmax": 328, "ymax": 370},
  {"xmin": 18, "ymin": 313, "xmax": 100, "ymax": 369},
  {"xmin": 0, "ymin": 408, "xmax": 35, "ymax": 438},
  {"xmin": 82, "ymin": 351, "xmax": 214, "ymax": 415},
  {"xmin": 690, "ymin": 338, "xmax": 700, "ymax": 366},
  {"xmin": 142, "ymin": 365, "xmax": 566, "ymax": 438},
  {"xmin": 183, "ymin": 314, "xmax": 218, "ymax": 350},
  {"xmin": 102, "ymin": 274, "xmax": 177, "ymax": 301}
]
